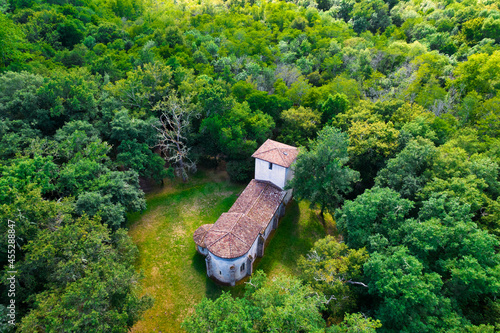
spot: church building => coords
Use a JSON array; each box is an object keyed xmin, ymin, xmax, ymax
[{"xmin": 193, "ymin": 139, "xmax": 298, "ymax": 286}]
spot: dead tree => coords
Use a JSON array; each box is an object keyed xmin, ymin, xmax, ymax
[{"xmin": 152, "ymin": 93, "xmax": 196, "ymax": 182}]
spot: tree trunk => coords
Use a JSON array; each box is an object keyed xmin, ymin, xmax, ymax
[{"xmin": 320, "ymin": 206, "xmax": 325, "ymax": 226}]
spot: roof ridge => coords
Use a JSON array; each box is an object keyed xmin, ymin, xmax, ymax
[
  {"xmin": 253, "ymin": 146, "xmax": 276, "ymax": 156},
  {"xmin": 275, "ymin": 147, "xmax": 287, "ymax": 165},
  {"xmin": 243, "ymin": 181, "xmax": 269, "ymax": 218},
  {"xmin": 231, "ymin": 232, "xmax": 251, "ymax": 247},
  {"xmin": 206, "ymin": 231, "xmax": 228, "ymax": 247},
  {"xmin": 229, "ymin": 212, "xmax": 245, "ymax": 233},
  {"xmin": 252, "ymin": 140, "xmax": 298, "ymax": 168},
  {"xmin": 202, "ymin": 175, "xmax": 289, "ymax": 258},
  {"xmin": 266, "ymin": 139, "xmax": 297, "ymax": 149}
]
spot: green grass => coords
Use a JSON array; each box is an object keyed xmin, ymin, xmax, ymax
[
  {"xmin": 257, "ymin": 200, "xmax": 335, "ymax": 278},
  {"xmin": 127, "ymin": 170, "xmax": 333, "ymax": 332}
]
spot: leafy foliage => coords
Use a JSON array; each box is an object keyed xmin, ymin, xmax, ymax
[
  {"xmin": 298, "ymin": 236, "xmax": 368, "ymax": 318},
  {"xmin": 335, "ymin": 187, "xmax": 414, "ymax": 250},
  {"xmin": 184, "ymin": 271, "xmax": 327, "ymax": 332},
  {"xmin": 375, "ymin": 137, "xmax": 436, "ymax": 199},
  {"xmin": 1, "ymin": 0, "xmax": 500, "ymax": 330},
  {"xmin": 288, "ymin": 126, "xmax": 359, "ymax": 216},
  {"xmin": 17, "ymin": 217, "xmax": 152, "ymax": 332},
  {"xmin": 182, "ymin": 292, "xmax": 255, "ymax": 333}
]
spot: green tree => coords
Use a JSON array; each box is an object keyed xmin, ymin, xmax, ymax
[
  {"xmin": 298, "ymin": 236, "xmax": 369, "ymax": 319},
  {"xmin": 0, "ymin": 182, "xmax": 72, "ymax": 271},
  {"xmin": 0, "ymin": 155, "xmax": 58, "ymax": 202},
  {"xmin": 17, "ymin": 217, "xmax": 152, "ymax": 332},
  {"xmin": 347, "ymin": 119, "xmax": 399, "ymax": 185},
  {"xmin": 0, "ymin": 13, "xmax": 25, "ymax": 67},
  {"xmin": 452, "ymin": 51, "xmax": 500, "ymax": 97},
  {"xmin": 321, "ymin": 93, "xmax": 350, "ymax": 124},
  {"xmin": 278, "ymin": 106, "xmax": 321, "ymax": 147},
  {"xmin": 348, "ymin": 121, "xmax": 399, "ymax": 159},
  {"xmin": 94, "ymin": 22, "xmax": 123, "ymax": 45},
  {"xmin": 75, "ymin": 192, "xmax": 126, "ymax": 229},
  {"xmin": 288, "ymin": 126, "xmax": 360, "ymax": 218},
  {"xmin": 58, "ymin": 159, "xmax": 146, "ymax": 214},
  {"xmin": 335, "ymin": 187, "xmax": 413, "ymax": 250},
  {"xmin": 476, "ymin": 97, "xmax": 500, "ymax": 138},
  {"xmin": 286, "ymin": 77, "xmax": 312, "ymax": 105},
  {"xmin": 106, "ymin": 62, "xmax": 173, "ymax": 117},
  {"xmin": 403, "ymin": 195, "xmax": 500, "ymax": 326},
  {"xmin": 232, "ymin": 80, "xmax": 255, "ymax": 103},
  {"xmin": 247, "ymin": 271, "xmax": 327, "ymax": 332},
  {"xmin": 56, "ymin": 157, "xmax": 103, "ymax": 196},
  {"xmin": 328, "ymin": 313, "xmax": 382, "ymax": 333},
  {"xmin": 182, "ymin": 292, "xmax": 256, "ymax": 333},
  {"xmin": 351, "ymin": 0, "xmax": 391, "ymax": 34},
  {"xmin": 108, "ymin": 109, "xmax": 158, "ymax": 147},
  {"xmin": 364, "ymin": 246, "xmax": 462, "ymax": 332},
  {"xmin": 33, "ymin": 68, "xmax": 100, "ymax": 133},
  {"xmin": 398, "ymin": 116, "xmax": 439, "ymax": 146},
  {"xmin": 246, "ymin": 90, "xmax": 293, "ymax": 123},
  {"xmin": 482, "ymin": 18, "xmax": 500, "ymax": 43},
  {"xmin": 460, "ymin": 18, "xmax": 485, "ymax": 45},
  {"xmin": 199, "ymin": 101, "xmax": 274, "ymax": 160},
  {"xmin": 0, "ymin": 119, "xmax": 41, "ymax": 160},
  {"xmin": 330, "ymin": 0, "xmax": 354, "ymax": 22},
  {"xmin": 195, "ymin": 76, "xmax": 234, "ymax": 117},
  {"xmin": 95, "ymin": 170, "xmax": 146, "ymax": 213},
  {"xmin": 54, "ymin": 121, "xmax": 110, "ymax": 163},
  {"xmin": 116, "ymin": 140, "xmax": 167, "ymax": 183},
  {"xmin": 375, "ymin": 137, "xmax": 436, "ymax": 199},
  {"xmin": 184, "ymin": 271, "xmax": 326, "ymax": 332},
  {"xmin": 0, "ymin": 71, "xmax": 44, "ymax": 122}
]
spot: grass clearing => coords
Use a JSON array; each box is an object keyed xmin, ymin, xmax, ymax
[{"xmin": 128, "ymin": 169, "xmax": 333, "ymax": 332}]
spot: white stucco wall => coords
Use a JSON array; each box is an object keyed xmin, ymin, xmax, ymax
[
  {"xmin": 263, "ymin": 214, "xmax": 275, "ymax": 239},
  {"xmin": 197, "ymin": 245, "xmax": 208, "ymax": 256},
  {"xmin": 254, "ymin": 158, "xmax": 287, "ymax": 189},
  {"xmin": 283, "ymin": 167, "xmax": 294, "ymax": 203},
  {"xmin": 208, "ymin": 235, "xmax": 259, "ymax": 284},
  {"xmin": 285, "ymin": 166, "xmax": 294, "ymax": 185}
]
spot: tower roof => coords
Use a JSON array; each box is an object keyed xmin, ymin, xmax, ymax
[{"xmin": 251, "ymin": 139, "xmax": 298, "ymax": 168}]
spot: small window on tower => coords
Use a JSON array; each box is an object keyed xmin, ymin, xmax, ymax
[
  {"xmin": 240, "ymin": 263, "xmax": 245, "ymax": 272},
  {"xmin": 269, "ymin": 162, "xmax": 273, "ymax": 170}
]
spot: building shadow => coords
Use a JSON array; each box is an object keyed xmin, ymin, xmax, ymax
[{"xmin": 191, "ymin": 251, "xmax": 230, "ymax": 299}]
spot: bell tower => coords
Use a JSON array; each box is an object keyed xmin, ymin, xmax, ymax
[{"xmin": 251, "ymin": 139, "xmax": 298, "ymax": 191}]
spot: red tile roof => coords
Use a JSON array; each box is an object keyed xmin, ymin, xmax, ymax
[
  {"xmin": 251, "ymin": 139, "xmax": 298, "ymax": 168},
  {"xmin": 193, "ymin": 180, "xmax": 285, "ymax": 259},
  {"xmin": 193, "ymin": 224, "xmax": 213, "ymax": 247}
]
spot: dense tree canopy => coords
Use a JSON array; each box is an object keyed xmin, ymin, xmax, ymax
[
  {"xmin": 0, "ymin": 0, "xmax": 499, "ymax": 330},
  {"xmin": 183, "ymin": 271, "xmax": 327, "ymax": 332}
]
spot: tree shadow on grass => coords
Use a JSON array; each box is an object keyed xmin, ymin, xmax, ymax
[{"xmin": 256, "ymin": 200, "xmax": 327, "ymax": 277}]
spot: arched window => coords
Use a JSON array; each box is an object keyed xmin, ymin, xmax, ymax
[{"xmin": 240, "ymin": 263, "xmax": 245, "ymax": 272}]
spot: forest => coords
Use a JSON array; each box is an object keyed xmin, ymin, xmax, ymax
[{"xmin": 0, "ymin": 0, "xmax": 499, "ymax": 331}]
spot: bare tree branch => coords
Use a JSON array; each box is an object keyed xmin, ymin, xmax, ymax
[
  {"xmin": 346, "ymin": 280, "xmax": 368, "ymax": 288},
  {"xmin": 152, "ymin": 92, "xmax": 197, "ymax": 181}
]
